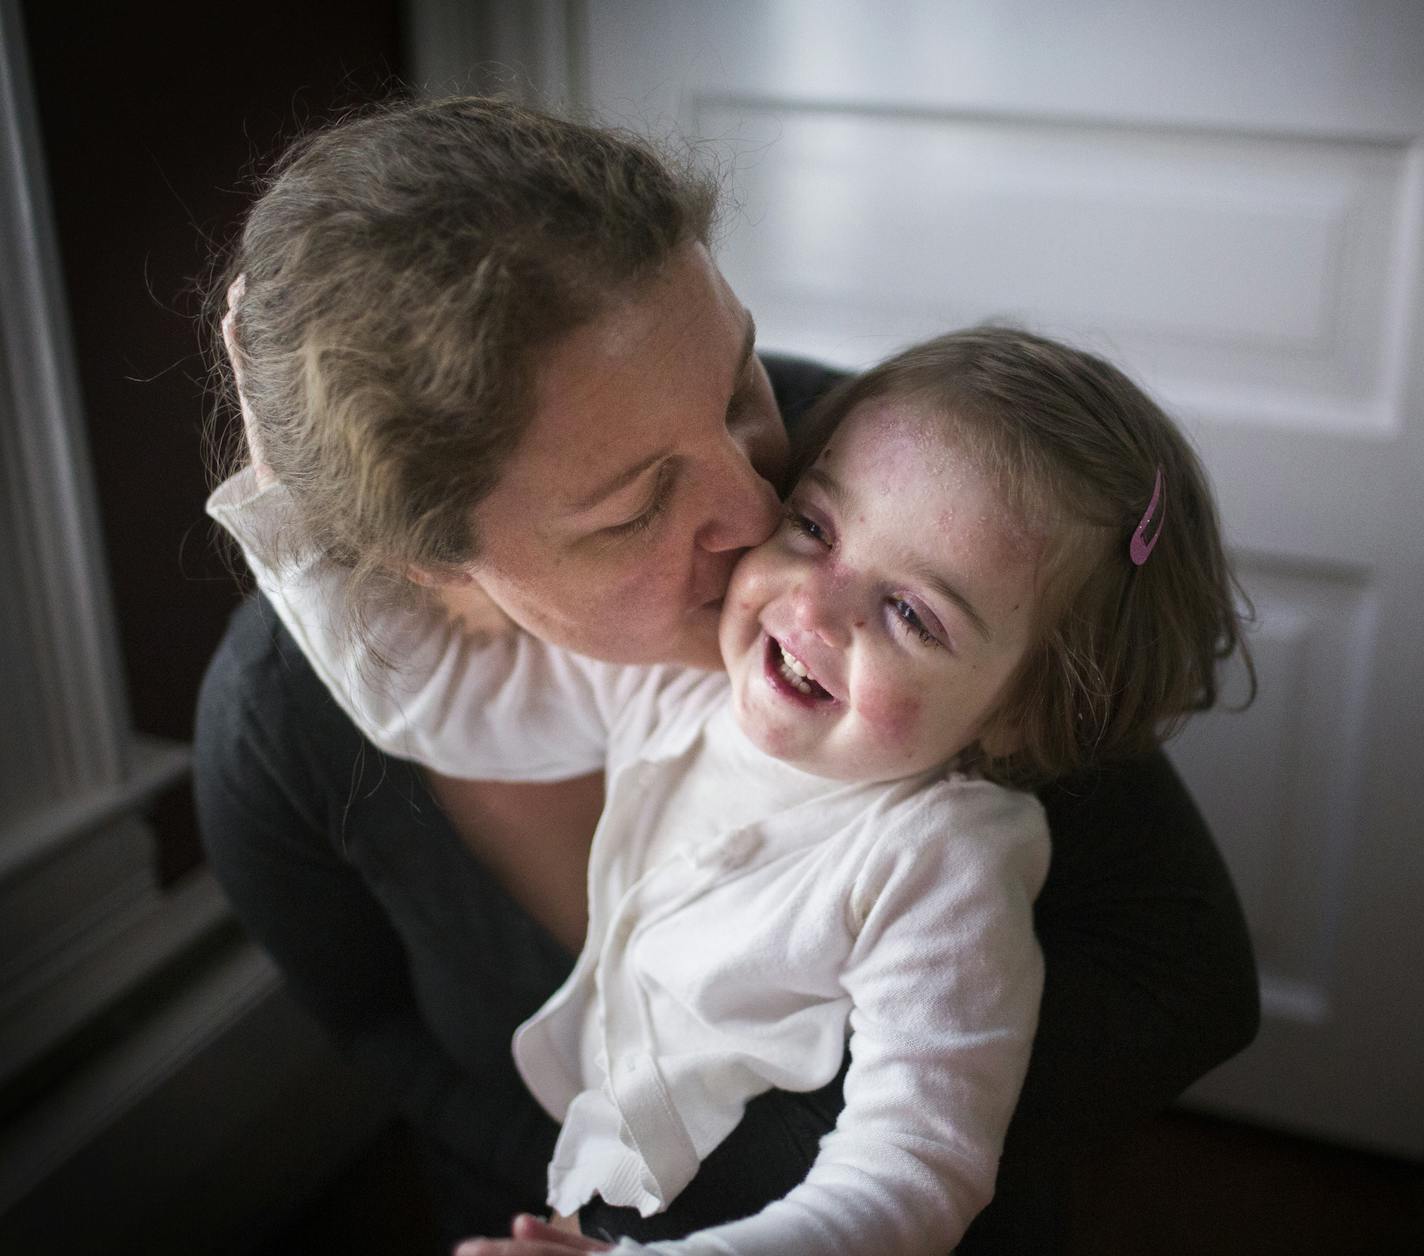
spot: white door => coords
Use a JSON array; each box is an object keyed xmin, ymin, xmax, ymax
[{"xmin": 446, "ymin": 0, "xmax": 1424, "ymax": 1158}]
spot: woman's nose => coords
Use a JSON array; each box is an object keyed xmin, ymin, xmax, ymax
[{"xmin": 695, "ymin": 446, "xmax": 782, "ymax": 552}]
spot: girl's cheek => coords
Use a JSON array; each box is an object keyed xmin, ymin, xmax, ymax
[
  {"xmin": 855, "ymin": 684, "xmax": 921, "ymax": 747},
  {"xmin": 725, "ymin": 559, "xmax": 764, "ymax": 615},
  {"xmin": 730, "ymin": 543, "xmax": 787, "ymax": 604}
]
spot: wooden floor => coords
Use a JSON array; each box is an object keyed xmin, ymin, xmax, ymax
[
  {"xmin": 1063, "ymin": 1110, "xmax": 1422, "ymax": 1255},
  {"xmin": 263, "ymin": 1110, "xmax": 1423, "ymax": 1255}
]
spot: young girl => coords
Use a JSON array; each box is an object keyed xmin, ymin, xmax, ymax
[{"xmin": 210, "ymin": 325, "xmax": 1250, "ymax": 1255}]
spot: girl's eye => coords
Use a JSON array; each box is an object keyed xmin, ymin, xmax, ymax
[
  {"xmin": 784, "ymin": 506, "xmax": 831, "ymax": 547},
  {"xmin": 890, "ymin": 598, "xmax": 944, "ymax": 650}
]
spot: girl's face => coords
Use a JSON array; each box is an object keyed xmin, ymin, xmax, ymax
[
  {"xmin": 720, "ymin": 399, "xmax": 1044, "ymax": 783},
  {"xmin": 463, "ymin": 244, "xmax": 788, "ymax": 669}
]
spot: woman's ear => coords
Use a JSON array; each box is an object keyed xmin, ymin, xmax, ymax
[
  {"xmin": 405, "ymin": 564, "xmax": 473, "ymax": 587},
  {"xmin": 417, "ymin": 569, "xmax": 516, "ymax": 640}
]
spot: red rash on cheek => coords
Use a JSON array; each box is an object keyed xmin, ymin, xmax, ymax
[{"xmin": 855, "ymin": 685, "xmax": 921, "ymax": 745}]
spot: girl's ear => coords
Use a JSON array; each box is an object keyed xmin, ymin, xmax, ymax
[{"xmin": 973, "ymin": 703, "xmax": 1023, "ymax": 761}]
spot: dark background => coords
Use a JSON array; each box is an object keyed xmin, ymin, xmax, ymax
[{"xmin": 20, "ymin": 0, "xmax": 405, "ymax": 880}]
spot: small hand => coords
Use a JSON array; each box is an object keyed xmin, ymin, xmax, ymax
[
  {"xmin": 220, "ymin": 274, "xmax": 275, "ymax": 488},
  {"xmin": 453, "ymin": 1213, "xmax": 614, "ymax": 1255}
]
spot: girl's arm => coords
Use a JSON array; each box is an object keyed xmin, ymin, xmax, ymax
[
  {"xmin": 593, "ymin": 787, "xmax": 1048, "ymax": 1256},
  {"xmin": 207, "ymin": 468, "xmax": 617, "ymax": 781}
]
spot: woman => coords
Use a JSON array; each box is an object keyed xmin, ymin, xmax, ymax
[{"xmin": 195, "ymin": 96, "xmax": 1258, "ymax": 1252}]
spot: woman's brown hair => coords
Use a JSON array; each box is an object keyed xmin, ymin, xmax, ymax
[
  {"xmin": 792, "ymin": 326, "xmax": 1255, "ymax": 788},
  {"xmin": 211, "ymin": 95, "xmax": 717, "ymax": 628}
]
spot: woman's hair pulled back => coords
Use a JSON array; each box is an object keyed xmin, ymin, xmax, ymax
[
  {"xmin": 216, "ymin": 95, "xmax": 717, "ymax": 613},
  {"xmin": 793, "ymin": 326, "xmax": 1255, "ymax": 788}
]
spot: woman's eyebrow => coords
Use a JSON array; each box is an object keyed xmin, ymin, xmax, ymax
[
  {"xmin": 722, "ymin": 314, "xmax": 758, "ymax": 421},
  {"xmin": 733, "ymin": 313, "xmax": 757, "ymax": 382}
]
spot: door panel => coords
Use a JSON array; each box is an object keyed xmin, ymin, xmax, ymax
[{"xmin": 569, "ymin": 0, "xmax": 1424, "ymax": 1156}]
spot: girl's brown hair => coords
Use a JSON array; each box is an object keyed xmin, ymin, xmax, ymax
[
  {"xmin": 212, "ymin": 95, "xmax": 717, "ymax": 623},
  {"xmin": 793, "ymin": 326, "xmax": 1254, "ymax": 788}
]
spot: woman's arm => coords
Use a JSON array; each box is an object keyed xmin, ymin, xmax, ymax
[
  {"xmin": 193, "ymin": 596, "xmax": 570, "ymax": 1228},
  {"xmin": 958, "ymin": 751, "xmax": 1260, "ymax": 1252}
]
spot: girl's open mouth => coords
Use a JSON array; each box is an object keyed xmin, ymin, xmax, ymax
[{"xmin": 763, "ymin": 634, "xmax": 834, "ymax": 704}]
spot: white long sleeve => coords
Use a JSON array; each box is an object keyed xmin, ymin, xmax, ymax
[{"xmin": 207, "ymin": 468, "xmax": 618, "ymax": 782}]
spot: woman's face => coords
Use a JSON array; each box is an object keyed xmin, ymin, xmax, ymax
[{"xmin": 465, "ymin": 244, "xmax": 788, "ymax": 668}]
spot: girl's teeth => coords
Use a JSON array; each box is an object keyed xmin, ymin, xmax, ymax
[
  {"xmin": 776, "ymin": 644, "xmax": 816, "ymax": 694},
  {"xmin": 780, "ymin": 664, "xmax": 811, "ymax": 693}
]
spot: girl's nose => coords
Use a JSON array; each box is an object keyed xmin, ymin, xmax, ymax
[{"xmin": 793, "ymin": 575, "xmax": 852, "ymax": 649}]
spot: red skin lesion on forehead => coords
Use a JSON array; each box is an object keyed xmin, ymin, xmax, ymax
[
  {"xmin": 938, "ymin": 504, "xmax": 1046, "ymax": 582},
  {"xmin": 859, "ymin": 407, "xmax": 940, "ymax": 481}
]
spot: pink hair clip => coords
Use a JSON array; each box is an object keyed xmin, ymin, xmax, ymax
[{"xmin": 1129, "ymin": 467, "xmax": 1166, "ymax": 566}]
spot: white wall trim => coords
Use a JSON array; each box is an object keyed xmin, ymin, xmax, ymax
[
  {"xmin": 0, "ymin": 12, "xmax": 356, "ymax": 1246},
  {"xmin": 0, "ymin": 0, "xmax": 131, "ymax": 799},
  {"xmin": 0, "ymin": 0, "xmax": 205, "ymax": 1097},
  {"xmin": 405, "ymin": 0, "xmax": 586, "ymax": 109}
]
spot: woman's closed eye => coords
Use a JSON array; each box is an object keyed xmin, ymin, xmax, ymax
[{"xmin": 603, "ymin": 467, "xmax": 676, "ymax": 540}]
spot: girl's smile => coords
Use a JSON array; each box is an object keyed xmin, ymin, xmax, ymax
[
  {"xmin": 719, "ymin": 398, "xmax": 1045, "ymax": 783},
  {"xmin": 765, "ymin": 633, "xmax": 838, "ymax": 704}
]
